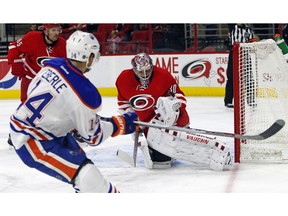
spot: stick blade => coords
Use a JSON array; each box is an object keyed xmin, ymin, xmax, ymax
[
  {"xmin": 258, "ymin": 119, "xmax": 285, "ymax": 140},
  {"xmin": 116, "ymin": 149, "xmax": 134, "ymax": 167}
]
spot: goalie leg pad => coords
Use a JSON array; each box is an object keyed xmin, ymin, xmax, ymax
[
  {"xmin": 140, "ymin": 141, "xmax": 172, "ymax": 169},
  {"xmin": 146, "ymin": 127, "xmax": 232, "ymax": 171},
  {"xmin": 73, "ymin": 163, "xmax": 119, "ymax": 193},
  {"xmin": 176, "ymin": 131, "xmax": 233, "ymax": 171},
  {"xmin": 209, "ymin": 144, "xmax": 232, "ymax": 171},
  {"xmin": 139, "ymin": 141, "xmax": 153, "ymax": 169}
]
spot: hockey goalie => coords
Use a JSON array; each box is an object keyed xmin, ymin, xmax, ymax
[{"xmin": 115, "ymin": 53, "xmax": 232, "ymax": 171}]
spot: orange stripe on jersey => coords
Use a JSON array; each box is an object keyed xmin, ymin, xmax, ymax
[
  {"xmin": 11, "ymin": 117, "xmax": 49, "ymax": 140},
  {"xmin": 88, "ymin": 134, "xmax": 100, "ymax": 146},
  {"xmin": 27, "ymin": 139, "xmax": 78, "ymax": 181}
]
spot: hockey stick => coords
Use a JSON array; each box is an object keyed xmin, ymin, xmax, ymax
[
  {"xmin": 132, "ymin": 130, "xmax": 140, "ymax": 167},
  {"xmin": 116, "ymin": 130, "xmax": 141, "ymax": 167},
  {"xmin": 116, "ymin": 149, "xmax": 134, "ymax": 166},
  {"xmin": 99, "ymin": 115, "xmax": 140, "ymax": 166},
  {"xmin": 134, "ymin": 119, "xmax": 285, "ymax": 140}
]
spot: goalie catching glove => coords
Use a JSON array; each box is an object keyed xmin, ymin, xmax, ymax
[
  {"xmin": 107, "ymin": 112, "xmax": 139, "ymax": 137},
  {"xmin": 155, "ymin": 96, "xmax": 182, "ymax": 126}
]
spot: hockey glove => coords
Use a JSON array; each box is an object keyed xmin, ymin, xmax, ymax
[
  {"xmin": 11, "ymin": 59, "xmax": 25, "ymax": 78},
  {"xmin": 155, "ymin": 96, "xmax": 181, "ymax": 126},
  {"xmin": 109, "ymin": 112, "xmax": 139, "ymax": 137},
  {"xmin": 70, "ymin": 129, "xmax": 85, "ymax": 143}
]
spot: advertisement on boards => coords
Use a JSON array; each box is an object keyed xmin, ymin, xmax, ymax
[{"xmin": 0, "ymin": 53, "xmax": 229, "ymax": 98}]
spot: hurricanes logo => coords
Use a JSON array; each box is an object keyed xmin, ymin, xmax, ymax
[
  {"xmin": 0, "ymin": 60, "xmax": 17, "ymax": 89},
  {"xmin": 181, "ymin": 59, "xmax": 212, "ymax": 80},
  {"xmin": 129, "ymin": 94, "xmax": 155, "ymax": 111},
  {"xmin": 36, "ymin": 56, "xmax": 54, "ymax": 67}
]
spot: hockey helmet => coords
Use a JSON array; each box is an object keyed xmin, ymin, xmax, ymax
[
  {"xmin": 131, "ymin": 53, "xmax": 153, "ymax": 86},
  {"xmin": 42, "ymin": 23, "xmax": 61, "ymax": 29},
  {"xmin": 66, "ymin": 30, "xmax": 100, "ymax": 68}
]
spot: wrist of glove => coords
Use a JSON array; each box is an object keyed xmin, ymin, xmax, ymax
[
  {"xmin": 109, "ymin": 112, "xmax": 139, "ymax": 137},
  {"xmin": 70, "ymin": 129, "xmax": 85, "ymax": 143}
]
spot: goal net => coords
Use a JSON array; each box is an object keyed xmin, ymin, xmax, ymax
[{"xmin": 233, "ymin": 39, "xmax": 288, "ymax": 162}]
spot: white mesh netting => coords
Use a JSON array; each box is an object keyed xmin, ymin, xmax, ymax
[{"xmin": 237, "ymin": 39, "xmax": 288, "ymax": 161}]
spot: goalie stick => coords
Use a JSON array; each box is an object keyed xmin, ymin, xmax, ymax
[
  {"xmin": 134, "ymin": 119, "xmax": 285, "ymax": 140},
  {"xmin": 100, "ymin": 116, "xmax": 141, "ymax": 166},
  {"xmin": 132, "ymin": 130, "xmax": 140, "ymax": 166},
  {"xmin": 116, "ymin": 130, "xmax": 141, "ymax": 167}
]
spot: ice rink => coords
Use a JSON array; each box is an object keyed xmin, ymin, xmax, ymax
[{"xmin": 1, "ymin": 97, "xmax": 287, "ymax": 215}]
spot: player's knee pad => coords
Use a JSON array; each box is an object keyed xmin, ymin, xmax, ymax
[{"xmin": 73, "ymin": 163, "xmax": 119, "ymax": 193}]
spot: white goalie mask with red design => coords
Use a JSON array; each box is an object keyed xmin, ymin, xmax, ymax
[{"xmin": 131, "ymin": 53, "xmax": 153, "ymax": 87}]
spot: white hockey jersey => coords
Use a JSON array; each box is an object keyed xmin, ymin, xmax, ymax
[{"xmin": 10, "ymin": 58, "xmax": 114, "ymax": 150}]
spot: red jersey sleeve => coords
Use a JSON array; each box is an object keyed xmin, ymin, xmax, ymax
[
  {"xmin": 116, "ymin": 69, "xmax": 135, "ymax": 113},
  {"xmin": 8, "ymin": 39, "xmax": 25, "ymax": 64},
  {"xmin": 8, "ymin": 32, "xmax": 36, "ymax": 59}
]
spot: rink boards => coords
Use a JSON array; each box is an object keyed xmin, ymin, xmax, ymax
[{"xmin": 0, "ymin": 53, "xmax": 228, "ymax": 98}]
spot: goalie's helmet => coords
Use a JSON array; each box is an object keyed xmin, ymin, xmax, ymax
[
  {"xmin": 131, "ymin": 53, "xmax": 153, "ymax": 87},
  {"xmin": 66, "ymin": 30, "xmax": 100, "ymax": 68}
]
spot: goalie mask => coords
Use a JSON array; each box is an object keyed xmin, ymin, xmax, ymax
[
  {"xmin": 131, "ymin": 53, "xmax": 153, "ymax": 87},
  {"xmin": 66, "ymin": 30, "xmax": 100, "ymax": 71}
]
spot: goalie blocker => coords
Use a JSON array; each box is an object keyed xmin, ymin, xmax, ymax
[{"xmin": 141, "ymin": 119, "xmax": 232, "ymax": 171}]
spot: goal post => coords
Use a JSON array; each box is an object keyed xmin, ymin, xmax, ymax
[{"xmin": 233, "ymin": 39, "xmax": 288, "ymax": 162}]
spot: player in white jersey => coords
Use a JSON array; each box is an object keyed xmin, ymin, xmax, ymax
[{"xmin": 9, "ymin": 30, "xmax": 138, "ymax": 193}]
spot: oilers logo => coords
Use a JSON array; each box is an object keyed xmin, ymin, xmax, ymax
[{"xmin": 129, "ymin": 94, "xmax": 155, "ymax": 111}]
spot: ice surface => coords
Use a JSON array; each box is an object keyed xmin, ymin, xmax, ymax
[{"xmin": 1, "ymin": 97, "xmax": 287, "ymax": 215}]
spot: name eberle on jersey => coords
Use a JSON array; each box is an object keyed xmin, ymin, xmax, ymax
[{"xmin": 41, "ymin": 68, "xmax": 67, "ymax": 94}]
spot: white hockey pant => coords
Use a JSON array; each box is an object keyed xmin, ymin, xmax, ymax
[
  {"xmin": 146, "ymin": 127, "xmax": 231, "ymax": 171},
  {"xmin": 73, "ymin": 163, "xmax": 119, "ymax": 193}
]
